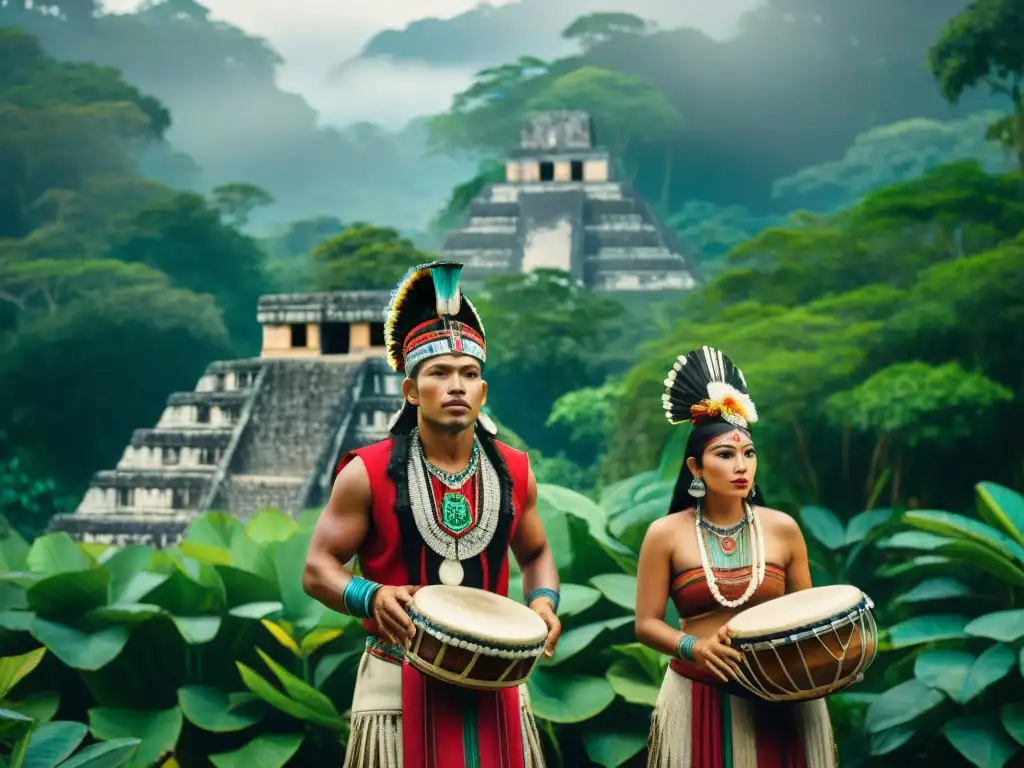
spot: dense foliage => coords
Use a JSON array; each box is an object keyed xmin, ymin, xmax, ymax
[{"xmin": 3, "ymin": 0, "xmax": 1024, "ymax": 765}]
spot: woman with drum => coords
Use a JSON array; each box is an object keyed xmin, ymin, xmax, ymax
[{"xmin": 635, "ymin": 346, "xmax": 836, "ymax": 767}]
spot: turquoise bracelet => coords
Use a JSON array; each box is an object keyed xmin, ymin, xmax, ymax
[
  {"xmin": 676, "ymin": 633, "xmax": 698, "ymax": 661},
  {"xmin": 343, "ymin": 576, "xmax": 383, "ymax": 620},
  {"xmin": 525, "ymin": 587, "xmax": 560, "ymax": 613}
]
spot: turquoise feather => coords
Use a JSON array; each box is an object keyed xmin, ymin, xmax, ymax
[{"xmin": 430, "ymin": 263, "xmax": 463, "ymax": 316}]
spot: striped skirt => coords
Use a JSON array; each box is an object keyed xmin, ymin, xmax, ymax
[
  {"xmin": 343, "ymin": 646, "xmax": 545, "ymax": 768},
  {"xmin": 648, "ymin": 668, "xmax": 836, "ymax": 768}
]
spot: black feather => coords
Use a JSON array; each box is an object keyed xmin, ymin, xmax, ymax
[{"xmin": 662, "ymin": 346, "xmax": 749, "ymax": 424}]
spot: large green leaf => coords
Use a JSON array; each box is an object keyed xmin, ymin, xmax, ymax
[
  {"xmin": 143, "ymin": 564, "xmax": 225, "ymax": 644},
  {"xmin": 177, "ymin": 686, "xmax": 268, "ymax": 733},
  {"xmin": 915, "ymin": 650, "xmax": 974, "ymax": 700},
  {"xmin": 879, "ymin": 614, "xmax": 969, "ymax": 650},
  {"xmin": 543, "ymin": 617, "xmax": 631, "ymax": 667},
  {"xmin": 24, "ymin": 720, "xmax": 88, "ymax": 768},
  {"xmin": 589, "ymin": 574, "xmax": 636, "ymax": 611},
  {"xmin": 894, "ymin": 577, "xmax": 974, "ymax": 604},
  {"xmin": 183, "ymin": 513, "xmax": 274, "ymax": 580},
  {"xmin": 656, "ymin": 428, "xmax": 688, "ymax": 481},
  {"xmin": 245, "ymin": 509, "xmax": 299, "ymax": 545},
  {"xmin": 605, "ymin": 659, "xmax": 661, "ymax": 707},
  {"xmin": 271, "ymin": 531, "xmax": 322, "ymax": 631},
  {"xmin": 1001, "ymin": 703, "xmax": 1024, "ymax": 747},
  {"xmin": 30, "ymin": 619, "xmax": 129, "ymax": 671},
  {"xmin": 845, "ymin": 508, "xmax": 895, "ymax": 545},
  {"xmin": 609, "ymin": 643, "xmax": 667, "ymax": 685},
  {"xmin": 960, "ymin": 644, "xmax": 1016, "ymax": 703},
  {"xmin": 869, "ymin": 725, "xmax": 917, "ymax": 756},
  {"xmin": 0, "ymin": 647, "xmax": 46, "ymax": 699},
  {"xmin": 26, "ymin": 534, "xmax": 93, "ymax": 576},
  {"xmin": 875, "ymin": 555, "xmax": 955, "ymax": 579},
  {"xmin": 27, "ymin": 568, "xmax": 109, "ymax": 618},
  {"xmin": 57, "ymin": 738, "xmax": 140, "ymax": 768},
  {"xmin": 254, "ymin": 648, "xmax": 341, "ymax": 721},
  {"xmin": 944, "ymin": 715, "xmax": 1021, "ymax": 768},
  {"xmin": 608, "ymin": 496, "xmax": 668, "ymax": 553},
  {"xmin": 88, "ymin": 706, "xmax": 183, "ymax": 768},
  {"xmin": 877, "ymin": 531, "xmax": 953, "ymax": 551},
  {"xmin": 965, "ymin": 610, "xmax": 1024, "ymax": 643},
  {"xmin": 582, "ymin": 731, "xmax": 647, "ymax": 768},
  {"xmin": 537, "ymin": 484, "xmax": 607, "ymax": 529},
  {"xmin": 4, "ymin": 691, "xmax": 60, "ymax": 723},
  {"xmin": 904, "ymin": 510, "xmax": 1024, "ymax": 568},
  {"xmin": 209, "ymin": 733, "xmax": 304, "ymax": 768},
  {"xmin": 936, "ymin": 540, "xmax": 1024, "ymax": 587},
  {"xmin": 599, "ymin": 472, "xmax": 656, "ymax": 515},
  {"xmin": 799, "ymin": 506, "xmax": 846, "ymax": 551},
  {"xmin": 236, "ymin": 662, "xmax": 343, "ymax": 730},
  {"xmin": 100, "ymin": 547, "xmax": 157, "ymax": 604},
  {"xmin": 865, "ymin": 679, "xmax": 946, "ymax": 733},
  {"xmin": 554, "ymin": 584, "xmax": 601, "ymax": 618},
  {"xmin": 527, "ymin": 669, "xmax": 615, "ymax": 723},
  {"xmin": 976, "ymin": 483, "xmax": 1024, "ymax": 548}
]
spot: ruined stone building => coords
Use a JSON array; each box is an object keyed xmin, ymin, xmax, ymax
[
  {"xmin": 442, "ymin": 110, "xmax": 699, "ymax": 291},
  {"xmin": 48, "ymin": 291, "xmax": 405, "ymax": 546},
  {"xmin": 50, "ymin": 112, "xmax": 695, "ymax": 546}
]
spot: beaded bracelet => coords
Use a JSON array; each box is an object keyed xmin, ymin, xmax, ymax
[
  {"xmin": 676, "ymin": 633, "xmax": 698, "ymax": 662},
  {"xmin": 525, "ymin": 587, "xmax": 560, "ymax": 613},
  {"xmin": 343, "ymin": 576, "xmax": 383, "ymax": 620}
]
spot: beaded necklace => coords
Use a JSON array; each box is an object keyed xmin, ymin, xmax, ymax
[
  {"xmin": 407, "ymin": 429, "xmax": 500, "ymax": 586},
  {"xmin": 694, "ymin": 501, "xmax": 766, "ymax": 609}
]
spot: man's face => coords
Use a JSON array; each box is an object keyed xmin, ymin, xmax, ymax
[{"xmin": 403, "ymin": 354, "xmax": 487, "ymax": 434}]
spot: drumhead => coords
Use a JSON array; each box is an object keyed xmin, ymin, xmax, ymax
[
  {"xmin": 727, "ymin": 585, "xmax": 864, "ymax": 638},
  {"xmin": 411, "ymin": 585, "xmax": 548, "ymax": 646}
]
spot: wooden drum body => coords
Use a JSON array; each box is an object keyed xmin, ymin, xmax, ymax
[
  {"xmin": 404, "ymin": 585, "xmax": 548, "ymax": 691},
  {"xmin": 726, "ymin": 585, "xmax": 878, "ymax": 703}
]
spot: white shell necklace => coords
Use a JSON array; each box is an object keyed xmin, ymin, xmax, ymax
[{"xmin": 695, "ymin": 501, "xmax": 766, "ymax": 609}]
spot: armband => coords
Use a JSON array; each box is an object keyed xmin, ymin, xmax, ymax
[
  {"xmin": 525, "ymin": 587, "xmax": 560, "ymax": 613},
  {"xmin": 676, "ymin": 633, "xmax": 698, "ymax": 662},
  {"xmin": 343, "ymin": 576, "xmax": 382, "ymax": 620}
]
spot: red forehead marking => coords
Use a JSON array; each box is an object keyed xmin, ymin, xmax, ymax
[{"xmin": 731, "ymin": 433, "xmax": 742, "ymax": 443}]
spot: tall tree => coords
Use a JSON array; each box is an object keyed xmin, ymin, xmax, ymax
[
  {"xmin": 310, "ymin": 223, "xmax": 428, "ymax": 291},
  {"xmin": 929, "ymin": 0, "xmax": 1024, "ymax": 167},
  {"xmin": 561, "ymin": 13, "xmax": 652, "ymax": 51}
]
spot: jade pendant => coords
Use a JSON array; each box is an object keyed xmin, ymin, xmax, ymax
[{"xmin": 440, "ymin": 492, "xmax": 472, "ymax": 533}]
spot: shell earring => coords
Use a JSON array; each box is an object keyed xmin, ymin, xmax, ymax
[{"xmin": 688, "ymin": 476, "xmax": 706, "ymax": 498}]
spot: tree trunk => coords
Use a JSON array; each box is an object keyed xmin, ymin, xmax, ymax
[
  {"xmin": 864, "ymin": 433, "xmax": 889, "ymax": 502},
  {"xmin": 790, "ymin": 420, "xmax": 819, "ymax": 501},
  {"xmin": 659, "ymin": 146, "xmax": 674, "ymax": 211}
]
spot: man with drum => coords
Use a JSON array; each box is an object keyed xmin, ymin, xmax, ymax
[{"xmin": 303, "ymin": 261, "xmax": 560, "ymax": 768}]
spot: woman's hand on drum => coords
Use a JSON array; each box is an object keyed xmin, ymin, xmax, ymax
[
  {"xmin": 372, "ymin": 585, "xmax": 420, "ymax": 646},
  {"xmin": 694, "ymin": 625, "xmax": 743, "ymax": 683},
  {"xmin": 529, "ymin": 598, "xmax": 562, "ymax": 658}
]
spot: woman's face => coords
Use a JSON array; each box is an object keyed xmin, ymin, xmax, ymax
[{"xmin": 692, "ymin": 429, "xmax": 757, "ymax": 499}]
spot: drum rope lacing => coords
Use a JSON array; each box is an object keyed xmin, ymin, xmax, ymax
[
  {"xmin": 695, "ymin": 501, "xmax": 766, "ymax": 608},
  {"xmin": 732, "ymin": 599, "xmax": 878, "ymax": 702}
]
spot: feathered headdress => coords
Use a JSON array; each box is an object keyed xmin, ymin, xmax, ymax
[
  {"xmin": 662, "ymin": 346, "xmax": 758, "ymax": 430},
  {"xmin": 383, "ymin": 261, "xmax": 486, "ymax": 374},
  {"xmin": 383, "ymin": 261, "xmax": 496, "ymax": 435}
]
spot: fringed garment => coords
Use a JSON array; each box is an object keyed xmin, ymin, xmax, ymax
[
  {"xmin": 336, "ymin": 438, "xmax": 544, "ymax": 768},
  {"xmin": 647, "ymin": 562, "xmax": 837, "ymax": 767},
  {"xmin": 344, "ymin": 641, "xmax": 545, "ymax": 768}
]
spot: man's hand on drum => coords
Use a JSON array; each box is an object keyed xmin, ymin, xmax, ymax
[
  {"xmin": 694, "ymin": 625, "xmax": 743, "ymax": 682},
  {"xmin": 372, "ymin": 585, "xmax": 420, "ymax": 646},
  {"xmin": 529, "ymin": 597, "xmax": 562, "ymax": 658}
]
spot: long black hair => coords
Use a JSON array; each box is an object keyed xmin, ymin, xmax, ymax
[{"xmin": 667, "ymin": 421, "xmax": 768, "ymax": 515}]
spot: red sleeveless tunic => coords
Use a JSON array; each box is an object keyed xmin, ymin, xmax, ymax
[
  {"xmin": 336, "ymin": 436, "xmax": 533, "ymax": 768},
  {"xmin": 334, "ymin": 436, "xmax": 530, "ymax": 610}
]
